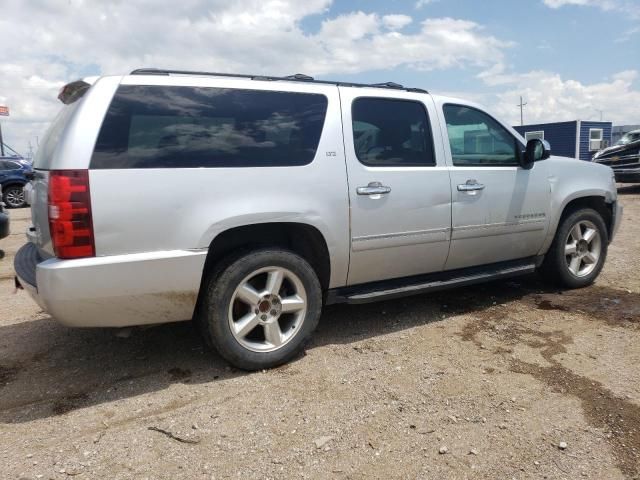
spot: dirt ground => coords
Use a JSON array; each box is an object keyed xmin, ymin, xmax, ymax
[{"xmin": 1, "ymin": 187, "xmax": 639, "ymax": 480}]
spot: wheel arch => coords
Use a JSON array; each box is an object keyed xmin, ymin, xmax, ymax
[
  {"xmin": 559, "ymin": 196, "xmax": 613, "ymax": 238},
  {"xmin": 198, "ymin": 222, "xmax": 332, "ymax": 296},
  {"xmin": 543, "ymin": 194, "xmax": 614, "ymax": 255},
  {"xmin": 1, "ymin": 180, "xmax": 27, "ymax": 189}
]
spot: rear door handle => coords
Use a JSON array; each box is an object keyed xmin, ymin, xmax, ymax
[
  {"xmin": 457, "ymin": 180, "xmax": 485, "ymax": 192},
  {"xmin": 357, "ymin": 181, "xmax": 391, "ymax": 196}
]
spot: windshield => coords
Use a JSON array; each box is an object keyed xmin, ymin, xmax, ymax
[{"xmin": 616, "ymin": 132, "xmax": 640, "ymax": 146}]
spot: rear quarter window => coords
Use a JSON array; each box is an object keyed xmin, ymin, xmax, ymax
[
  {"xmin": 91, "ymin": 85, "xmax": 328, "ymax": 169},
  {"xmin": 33, "ymin": 99, "xmax": 83, "ymax": 170}
]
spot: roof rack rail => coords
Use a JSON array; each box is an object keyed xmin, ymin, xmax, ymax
[
  {"xmin": 283, "ymin": 73, "xmax": 314, "ymax": 81},
  {"xmin": 369, "ymin": 81, "xmax": 404, "ymax": 89},
  {"xmin": 129, "ymin": 68, "xmax": 428, "ymax": 93}
]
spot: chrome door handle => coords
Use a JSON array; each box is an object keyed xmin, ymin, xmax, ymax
[
  {"xmin": 457, "ymin": 180, "xmax": 485, "ymax": 192},
  {"xmin": 357, "ymin": 182, "xmax": 391, "ymax": 196}
]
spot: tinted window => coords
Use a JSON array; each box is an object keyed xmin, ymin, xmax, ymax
[
  {"xmin": 0, "ymin": 160, "xmax": 20, "ymax": 170},
  {"xmin": 91, "ymin": 86, "xmax": 328, "ymax": 169},
  {"xmin": 352, "ymin": 98, "xmax": 435, "ymax": 167},
  {"xmin": 443, "ymin": 104, "xmax": 519, "ymax": 166}
]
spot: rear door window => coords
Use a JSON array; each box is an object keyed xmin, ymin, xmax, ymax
[
  {"xmin": 91, "ymin": 86, "xmax": 328, "ymax": 169},
  {"xmin": 351, "ymin": 98, "xmax": 435, "ymax": 167}
]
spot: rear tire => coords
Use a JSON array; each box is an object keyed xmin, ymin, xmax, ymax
[
  {"xmin": 539, "ymin": 208, "xmax": 608, "ymax": 288},
  {"xmin": 197, "ymin": 249, "xmax": 322, "ymax": 371},
  {"xmin": 3, "ymin": 185, "xmax": 25, "ymax": 208}
]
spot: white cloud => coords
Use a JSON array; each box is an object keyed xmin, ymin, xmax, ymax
[
  {"xmin": 544, "ymin": 0, "xmax": 608, "ymax": 8},
  {"xmin": 478, "ymin": 69, "xmax": 640, "ymax": 126},
  {"xmin": 616, "ymin": 25, "xmax": 640, "ymax": 42},
  {"xmin": 542, "ymin": 0, "xmax": 640, "ymax": 17},
  {"xmin": 313, "ymin": 16, "xmax": 509, "ymax": 74},
  {"xmin": 415, "ymin": 0, "xmax": 437, "ymax": 8},
  {"xmin": 382, "ymin": 14, "xmax": 412, "ymax": 30},
  {"xmin": 0, "ymin": 0, "xmax": 511, "ymax": 154}
]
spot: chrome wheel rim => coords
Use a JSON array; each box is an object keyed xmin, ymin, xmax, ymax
[
  {"xmin": 564, "ymin": 220, "xmax": 601, "ymax": 277},
  {"xmin": 228, "ymin": 267, "xmax": 307, "ymax": 353},
  {"xmin": 5, "ymin": 188, "xmax": 24, "ymax": 207}
]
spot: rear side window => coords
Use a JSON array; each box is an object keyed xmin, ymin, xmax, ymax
[
  {"xmin": 351, "ymin": 98, "xmax": 435, "ymax": 167},
  {"xmin": 91, "ymin": 86, "xmax": 328, "ymax": 169}
]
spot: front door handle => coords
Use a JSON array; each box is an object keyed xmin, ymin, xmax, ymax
[
  {"xmin": 357, "ymin": 181, "xmax": 391, "ymax": 196},
  {"xmin": 457, "ymin": 179, "xmax": 485, "ymax": 192}
]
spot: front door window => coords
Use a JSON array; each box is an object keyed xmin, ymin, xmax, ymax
[{"xmin": 443, "ymin": 104, "xmax": 519, "ymax": 166}]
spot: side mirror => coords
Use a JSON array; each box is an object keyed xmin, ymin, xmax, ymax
[{"xmin": 521, "ymin": 138, "xmax": 551, "ymax": 168}]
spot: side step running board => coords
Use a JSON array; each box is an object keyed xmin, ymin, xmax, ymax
[{"xmin": 326, "ymin": 260, "xmax": 537, "ymax": 305}]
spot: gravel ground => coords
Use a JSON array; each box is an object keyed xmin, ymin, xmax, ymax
[{"xmin": 1, "ymin": 186, "xmax": 639, "ymax": 480}]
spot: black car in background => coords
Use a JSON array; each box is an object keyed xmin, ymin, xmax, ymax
[{"xmin": 592, "ymin": 129, "xmax": 640, "ymax": 183}]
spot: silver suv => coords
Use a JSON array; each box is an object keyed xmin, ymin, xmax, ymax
[{"xmin": 14, "ymin": 69, "xmax": 622, "ymax": 370}]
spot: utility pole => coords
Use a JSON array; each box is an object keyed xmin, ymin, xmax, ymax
[
  {"xmin": 517, "ymin": 96, "xmax": 527, "ymax": 126},
  {"xmin": 0, "ymin": 105, "xmax": 9, "ymax": 157},
  {"xmin": 595, "ymin": 109, "xmax": 604, "ymax": 121}
]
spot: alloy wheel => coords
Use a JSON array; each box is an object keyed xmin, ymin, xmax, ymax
[
  {"xmin": 4, "ymin": 187, "xmax": 25, "ymax": 208},
  {"xmin": 228, "ymin": 267, "xmax": 307, "ymax": 352},
  {"xmin": 564, "ymin": 220, "xmax": 602, "ymax": 277}
]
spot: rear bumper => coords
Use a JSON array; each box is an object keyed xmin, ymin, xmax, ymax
[{"xmin": 14, "ymin": 243, "xmax": 207, "ymax": 327}]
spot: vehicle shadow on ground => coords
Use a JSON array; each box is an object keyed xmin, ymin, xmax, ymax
[{"xmin": 0, "ymin": 274, "xmax": 636, "ymax": 424}]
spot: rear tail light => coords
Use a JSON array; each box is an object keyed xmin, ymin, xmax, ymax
[{"xmin": 48, "ymin": 170, "xmax": 95, "ymax": 259}]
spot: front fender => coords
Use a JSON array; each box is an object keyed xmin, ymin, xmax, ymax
[{"xmin": 538, "ymin": 157, "xmax": 617, "ymax": 254}]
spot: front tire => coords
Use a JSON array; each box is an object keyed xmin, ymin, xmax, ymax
[
  {"xmin": 3, "ymin": 185, "xmax": 26, "ymax": 208},
  {"xmin": 198, "ymin": 249, "xmax": 322, "ymax": 370},
  {"xmin": 539, "ymin": 208, "xmax": 608, "ymax": 288}
]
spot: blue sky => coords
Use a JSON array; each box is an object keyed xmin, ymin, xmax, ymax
[
  {"xmin": 1, "ymin": 0, "xmax": 639, "ymax": 155},
  {"xmin": 323, "ymin": 0, "xmax": 640, "ymax": 91}
]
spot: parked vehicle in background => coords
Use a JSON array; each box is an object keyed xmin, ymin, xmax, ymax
[
  {"xmin": 0, "ymin": 184, "xmax": 9, "ymax": 254},
  {"xmin": 0, "ymin": 157, "xmax": 33, "ymax": 208},
  {"xmin": 592, "ymin": 129, "xmax": 640, "ymax": 183},
  {"xmin": 14, "ymin": 69, "xmax": 622, "ymax": 370}
]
